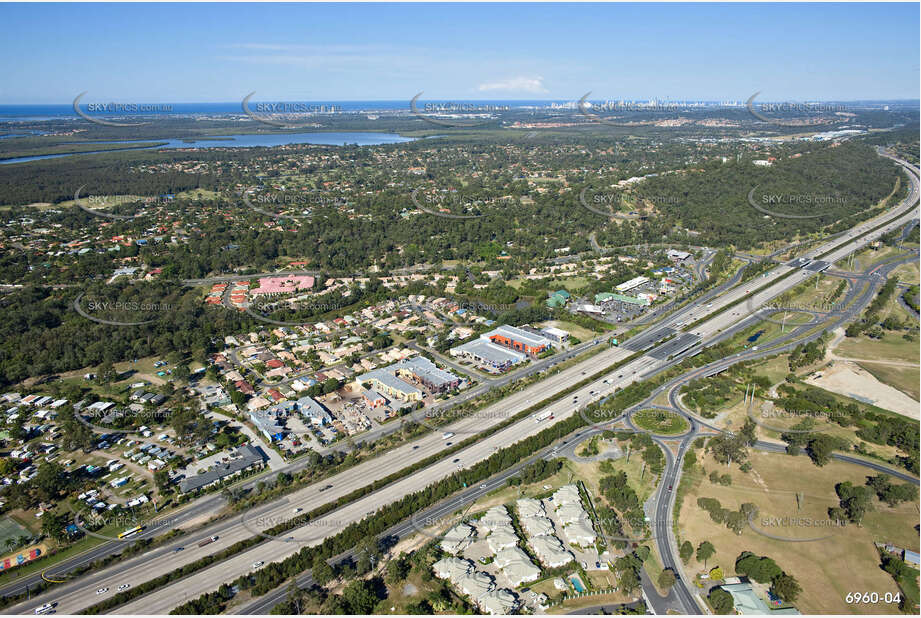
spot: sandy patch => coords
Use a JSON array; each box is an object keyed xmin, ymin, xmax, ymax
[{"xmin": 804, "ymin": 362, "xmax": 919, "ymax": 419}]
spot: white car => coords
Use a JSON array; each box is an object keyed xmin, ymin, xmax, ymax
[
  {"xmin": 252, "ymin": 561, "xmax": 264, "ymax": 569},
  {"xmin": 117, "ymin": 584, "xmax": 130, "ymax": 591},
  {"xmin": 96, "ymin": 588, "xmax": 108, "ymax": 595}
]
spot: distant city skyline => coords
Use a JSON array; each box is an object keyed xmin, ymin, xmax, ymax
[{"xmin": 1, "ymin": 2, "xmax": 918, "ymax": 104}]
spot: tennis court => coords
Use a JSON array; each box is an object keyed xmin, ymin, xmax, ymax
[{"xmin": 0, "ymin": 517, "xmax": 31, "ymax": 550}]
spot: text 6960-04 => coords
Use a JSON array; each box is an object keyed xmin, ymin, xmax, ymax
[{"xmin": 845, "ymin": 592, "xmax": 900, "ymax": 604}]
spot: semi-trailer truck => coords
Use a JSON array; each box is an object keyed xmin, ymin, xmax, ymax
[
  {"xmin": 534, "ymin": 410, "xmax": 552, "ymax": 422},
  {"xmin": 198, "ymin": 535, "xmax": 219, "ymax": 548}
]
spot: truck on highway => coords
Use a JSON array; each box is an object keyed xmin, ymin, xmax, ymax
[
  {"xmin": 442, "ymin": 432, "xmax": 455, "ymax": 440},
  {"xmin": 198, "ymin": 535, "xmax": 219, "ymax": 548},
  {"xmin": 534, "ymin": 410, "xmax": 553, "ymax": 423}
]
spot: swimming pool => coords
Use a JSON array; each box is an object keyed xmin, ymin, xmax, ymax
[{"xmin": 571, "ymin": 577, "xmax": 585, "ymax": 593}]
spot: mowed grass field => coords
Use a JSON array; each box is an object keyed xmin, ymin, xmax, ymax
[
  {"xmin": 837, "ymin": 333, "xmax": 920, "ymax": 364},
  {"xmin": 677, "ymin": 450, "xmax": 919, "ymax": 615}
]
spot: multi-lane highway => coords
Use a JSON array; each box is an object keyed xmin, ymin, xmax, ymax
[{"xmin": 4, "ymin": 150, "xmax": 918, "ymax": 615}]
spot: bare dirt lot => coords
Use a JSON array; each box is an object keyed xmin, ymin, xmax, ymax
[{"xmin": 804, "ymin": 362, "xmax": 919, "ymax": 419}]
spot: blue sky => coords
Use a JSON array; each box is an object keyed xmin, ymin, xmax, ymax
[{"xmin": 1, "ymin": 2, "xmax": 918, "ymax": 103}]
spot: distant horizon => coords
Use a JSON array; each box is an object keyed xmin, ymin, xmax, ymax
[{"xmin": 1, "ymin": 97, "xmax": 920, "ymax": 105}]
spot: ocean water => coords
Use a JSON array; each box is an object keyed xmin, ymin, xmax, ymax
[{"xmin": 0, "ymin": 100, "xmax": 574, "ymax": 121}]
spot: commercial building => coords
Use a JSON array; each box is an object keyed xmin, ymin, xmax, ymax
[
  {"xmin": 357, "ymin": 356, "xmax": 463, "ymax": 402},
  {"xmin": 361, "ymin": 388, "xmax": 387, "ymax": 408},
  {"xmin": 573, "ymin": 303, "xmax": 604, "ymax": 316},
  {"xmin": 357, "ymin": 367, "xmax": 423, "ymax": 402},
  {"xmin": 294, "ymin": 396, "xmax": 332, "ymax": 425},
  {"xmin": 540, "ymin": 326, "xmax": 570, "ymax": 343},
  {"xmin": 615, "ymin": 276, "xmax": 650, "ymax": 293},
  {"xmin": 249, "ymin": 410, "xmax": 286, "ymax": 441},
  {"xmin": 596, "ymin": 292, "xmax": 650, "ymax": 306},
  {"xmin": 178, "ymin": 445, "xmax": 265, "ymax": 493},
  {"xmin": 450, "ymin": 338, "xmax": 527, "ymax": 373},
  {"xmin": 485, "ymin": 325, "xmax": 553, "ymax": 356},
  {"xmin": 394, "ymin": 356, "xmax": 463, "ymax": 393}
]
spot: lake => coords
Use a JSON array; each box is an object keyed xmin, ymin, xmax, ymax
[{"xmin": 0, "ymin": 132, "xmax": 414, "ymax": 165}]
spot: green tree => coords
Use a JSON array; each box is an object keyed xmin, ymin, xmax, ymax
[
  {"xmin": 735, "ymin": 552, "xmax": 782, "ymax": 583},
  {"xmin": 679, "ymin": 540, "xmax": 694, "ymax": 564},
  {"xmin": 806, "ymin": 434, "xmax": 837, "ymax": 466},
  {"xmin": 0, "ymin": 458, "xmax": 16, "ymax": 476},
  {"xmin": 339, "ymin": 578, "xmax": 382, "ymax": 614},
  {"xmin": 41, "ymin": 511, "xmax": 70, "ymax": 543},
  {"xmin": 617, "ymin": 567, "xmax": 640, "ymax": 594},
  {"xmin": 154, "ymin": 469, "xmax": 171, "ymax": 494},
  {"xmin": 657, "ymin": 569, "xmax": 676, "ymax": 589},
  {"xmin": 696, "ymin": 540, "xmax": 716, "ymax": 568},
  {"xmin": 33, "ymin": 462, "xmax": 68, "ymax": 502},
  {"xmin": 770, "ymin": 573, "xmax": 802, "ymax": 603},
  {"xmin": 726, "ymin": 511, "xmax": 746, "ymax": 535},
  {"xmin": 709, "ymin": 588, "xmax": 735, "ymax": 614},
  {"xmin": 385, "ymin": 553, "xmax": 410, "ymax": 586},
  {"xmin": 312, "ymin": 557, "xmax": 334, "ymax": 586},
  {"xmin": 97, "ymin": 360, "xmax": 117, "ymax": 384}
]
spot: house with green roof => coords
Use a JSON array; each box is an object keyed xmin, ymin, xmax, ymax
[
  {"xmin": 719, "ymin": 583, "xmax": 800, "ymax": 615},
  {"xmin": 546, "ymin": 289, "xmax": 571, "ymax": 308}
]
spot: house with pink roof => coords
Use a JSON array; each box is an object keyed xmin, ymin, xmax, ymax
[{"xmin": 250, "ymin": 275, "xmax": 315, "ymax": 297}]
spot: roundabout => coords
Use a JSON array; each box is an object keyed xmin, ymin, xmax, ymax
[{"xmin": 630, "ymin": 408, "xmax": 692, "ymax": 437}]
